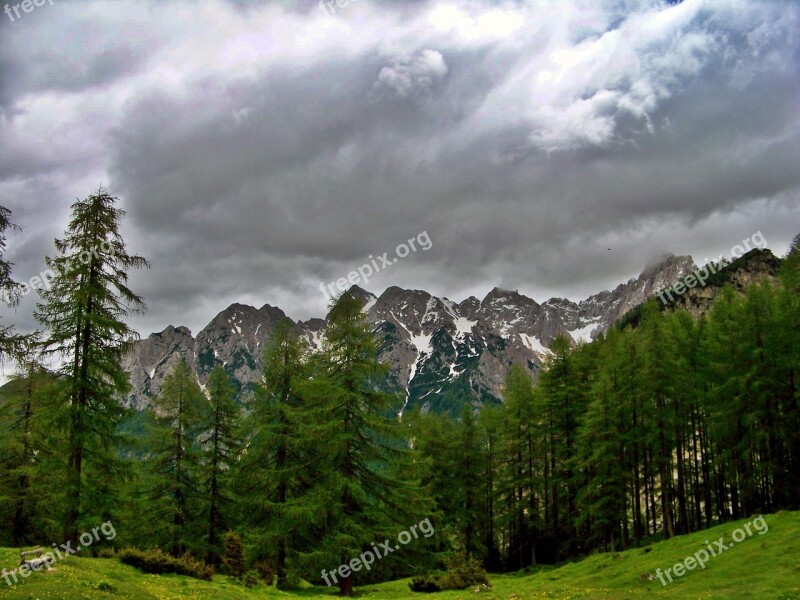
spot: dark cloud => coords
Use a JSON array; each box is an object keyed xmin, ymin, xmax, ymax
[{"xmin": 1, "ymin": 0, "xmax": 798, "ymax": 353}]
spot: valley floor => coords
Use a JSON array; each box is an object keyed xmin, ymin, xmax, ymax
[{"xmin": 1, "ymin": 511, "xmax": 798, "ymax": 599}]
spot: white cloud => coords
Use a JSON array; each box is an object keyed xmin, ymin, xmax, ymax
[{"xmin": 372, "ymin": 49, "xmax": 449, "ymax": 100}]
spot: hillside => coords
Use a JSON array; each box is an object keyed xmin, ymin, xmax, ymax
[{"xmin": 1, "ymin": 511, "xmax": 798, "ymax": 599}]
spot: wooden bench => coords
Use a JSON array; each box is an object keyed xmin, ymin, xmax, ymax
[{"xmin": 19, "ymin": 548, "xmax": 55, "ymax": 570}]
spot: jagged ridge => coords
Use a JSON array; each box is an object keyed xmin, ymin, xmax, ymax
[{"xmin": 122, "ymin": 254, "xmax": 707, "ymax": 414}]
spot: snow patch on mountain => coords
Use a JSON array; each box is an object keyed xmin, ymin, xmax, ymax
[
  {"xmin": 519, "ymin": 333, "xmax": 550, "ymax": 356},
  {"xmin": 568, "ymin": 319, "xmax": 602, "ymax": 344},
  {"xmin": 363, "ymin": 296, "xmax": 377, "ymax": 313}
]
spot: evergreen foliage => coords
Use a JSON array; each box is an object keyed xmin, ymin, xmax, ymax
[{"xmin": 33, "ymin": 188, "xmax": 149, "ymax": 545}]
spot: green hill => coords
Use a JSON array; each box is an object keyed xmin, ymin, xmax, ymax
[{"xmin": 1, "ymin": 511, "xmax": 798, "ymax": 599}]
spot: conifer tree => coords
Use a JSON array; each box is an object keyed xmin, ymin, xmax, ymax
[
  {"xmin": 223, "ymin": 530, "xmax": 246, "ymax": 577},
  {"xmin": 34, "ymin": 187, "xmax": 149, "ymax": 544},
  {"xmin": 499, "ymin": 365, "xmax": 537, "ymax": 568},
  {"xmin": 0, "ymin": 206, "xmax": 26, "ymax": 363},
  {"xmin": 637, "ymin": 301, "xmax": 679, "ymax": 537},
  {"xmin": 777, "ymin": 233, "xmax": 800, "ymax": 505},
  {"xmin": 703, "ymin": 287, "xmax": 751, "ymax": 520},
  {"xmin": 538, "ymin": 335, "xmax": 583, "ymax": 557},
  {"xmin": 239, "ymin": 319, "xmax": 314, "ymax": 588},
  {"xmin": 200, "ymin": 366, "xmax": 241, "ymax": 565},
  {"xmin": 305, "ymin": 292, "xmax": 407, "ymax": 597},
  {"xmin": 456, "ymin": 405, "xmax": 483, "ymax": 558},
  {"xmin": 404, "ymin": 409, "xmax": 456, "ymax": 520},
  {"xmin": 148, "ymin": 359, "xmax": 205, "ymax": 556},
  {"xmin": 0, "ymin": 345, "xmax": 62, "ymax": 545},
  {"xmin": 476, "ymin": 404, "xmax": 504, "ymax": 570},
  {"xmin": 615, "ymin": 326, "xmax": 649, "ymax": 542},
  {"xmin": 575, "ymin": 329, "xmax": 627, "ymax": 552}
]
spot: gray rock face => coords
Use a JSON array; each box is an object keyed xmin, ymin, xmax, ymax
[
  {"xmin": 122, "ymin": 254, "xmax": 697, "ymax": 413},
  {"xmin": 562, "ymin": 253, "xmax": 697, "ymax": 341},
  {"xmin": 667, "ymin": 249, "xmax": 780, "ymax": 318},
  {"xmin": 121, "ymin": 304, "xmax": 288, "ymax": 409},
  {"xmin": 122, "ymin": 325, "xmax": 196, "ymax": 410}
]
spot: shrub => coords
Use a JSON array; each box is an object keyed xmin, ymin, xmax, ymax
[
  {"xmin": 440, "ymin": 549, "xmax": 489, "ymax": 589},
  {"xmin": 284, "ymin": 570, "xmax": 302, "ymax": 590},
  {"xmin": 409, "ymin": 550, "xmax": 489, "ymax": 593},
  {"xmin": 409, "ymin": 573, "xmax": 445, "ymax": 593},
  {"xmin": 222, "ymin": 531, "xmax": 246, "ymax": 577},
  {"xmin": 117, "ymin": 548, "xmax": 213, "ymax": 581},
  {"xmin": 179, "ymin": 553, "xmax": 214, "ymax": 581},
  {"xmin": 254, "ymin": 560, "xmax": 274, "ymax": 585},
  {"xmin": 242, "ymin": 570, "xmax": 259, "ymax": 588}
]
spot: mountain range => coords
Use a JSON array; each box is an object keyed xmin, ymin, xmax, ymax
[{"xmin": 123, "ymin": 251, "xmax": 734, "ymax": 415}]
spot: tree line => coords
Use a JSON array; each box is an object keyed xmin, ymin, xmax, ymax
[
  {"xmin": 406, "ymin": 239, "xmax": 799, "ymax": 570},
  {"xmin": 0, "ymin": 190, "xmax": 798, "ymax": 596}
]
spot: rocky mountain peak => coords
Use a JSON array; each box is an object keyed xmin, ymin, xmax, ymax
[
  {"xmin": 148, "ymin": 324, "xmax": 193, "ymax": 340},
  {"xmin": 122, "ymin": 250, "xmax": 772, "ymax": 414},
  {"xmin": 482, "ymin": 287, "xmax": 537, "ymax": 307},
  {"xmin": 344, "ymin": 285, "xmax": 377, "ymax": 309},
  {"xmin": 457, "ymin": 296, "xmax": 481, "ymax": 320}
]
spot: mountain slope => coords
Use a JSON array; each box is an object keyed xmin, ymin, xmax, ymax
[
  {"xmin": 617, "ymin": 248, "xmax": 783, "ymax": 329},
  {"xmin": 122, "ymin": 254, "xmax": 702, "ymax": 413}
]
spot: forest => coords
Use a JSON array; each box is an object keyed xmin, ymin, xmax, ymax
[{"xmin": 1, "ymin": 191, "xmax": 798, "ymax": 596}]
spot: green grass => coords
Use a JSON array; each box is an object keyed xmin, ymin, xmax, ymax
[{"xmin": 1, "ymin": 511, "xmax": 798, "ymax": 599}]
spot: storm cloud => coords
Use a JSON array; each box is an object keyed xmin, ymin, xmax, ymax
[{"xmin": 1, "ymin": 0, "xmax": 798, "ymax": 341}]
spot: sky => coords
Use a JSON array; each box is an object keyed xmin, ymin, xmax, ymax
[{"xmin": 1, "ymin": 0, "xmax": 799, "ymax": 344}]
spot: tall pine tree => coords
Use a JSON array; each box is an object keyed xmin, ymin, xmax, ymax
[
  {"xmin": 0, "ymin": 205, "xmax": 26, "ymax": 363},
  {"xmin": 200, "ymin": 366, "xmax": 241, "ymax": 565},
  {"xmin": 305, "ymin": 292, "xmax": 408, "ymax": 597},
  {"xmin": 147, "ymin": 359, "xmax": 205, "ymax": 556},
  {"xmin": 34, "ymin": 188, "xmax": 149, "ymax": 544},
  {"xmin": 238, "ymin": 319, "xmax": 314, "ymax": 588}
]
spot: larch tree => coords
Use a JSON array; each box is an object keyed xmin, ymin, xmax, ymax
[
  {"xmin": 575, "ymin": 329, "xmax": 628, "ymax": 552},
  {"xmin": 499, "ymin": 365, "xmax": 537, "ymax": 569},
  {"xmin": 148, "ymin": 359, "xmax": 206, "ymax": 556},
  {"xmin": 538, "ymin": 334, "xmax": 584, "ymax": 558},
  {"xmin": 200, "ymin": 366, "xmax": 241, "ymax": 565},
  {"xmin": 305, "ymin": 292, "xmax": 408, "ymax": 597},
  {"xmin": 239, "ymin": 318, "xmax": 315, "ymax": 588},
  {"xmin": 777, "ymin": 233, "xmax": 800, "ymax": 505},
  {"xmin": 0, "ymin": 341, "xmax": 61, "ymax": 546},
  {"xmin": 0, "ymin": 206, "xmax": 26, "ymax": 363},
  {"xmin": 34, "ymin": 188, "xmax": 149, "ymax": 545}
]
